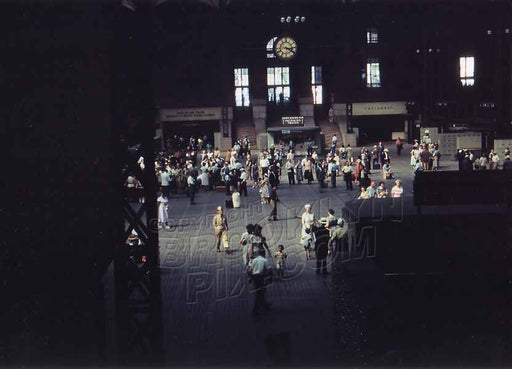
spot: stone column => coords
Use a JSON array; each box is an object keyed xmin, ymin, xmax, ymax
[
  {"xmin": 252, "ymin": 99, "xmax": 268, "ymax": 150},
  {"xmin": 299, "ymin": 97, "xmax": 314, "ymax": 127}
]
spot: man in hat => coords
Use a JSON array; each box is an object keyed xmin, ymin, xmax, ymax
[{"xmin": 213, "ymin": 206, "xmax": 228, "ymax": 253}]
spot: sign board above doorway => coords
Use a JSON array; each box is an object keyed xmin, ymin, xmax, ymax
[
  {"xmin": 282, "ymin": 116, "xmax": 305, "ymax": 126},
  {"xmin": 160, "ymin": 107, "xmax": 222, "ymax": 121},
  {"xmin": 352, "ymin": 101, "xmax": 406, "ymax": 116}
]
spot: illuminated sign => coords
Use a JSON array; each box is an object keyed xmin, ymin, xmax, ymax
[{"xmin": 282, "ymin": 116, "xmax": 305, "ymax": 126}]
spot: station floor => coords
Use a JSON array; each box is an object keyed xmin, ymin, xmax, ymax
[{"xmin": 158, "ymin": 143, "xmax": 512, "ymax": 367}]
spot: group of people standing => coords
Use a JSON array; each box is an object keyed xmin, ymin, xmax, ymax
[
  {"xmin": 410, "ymin": 139, "xmax": 441, "ymax": 172},
  {"xmin": 458, "ymin": 147, "xmax": 512, "ymax": 171}
]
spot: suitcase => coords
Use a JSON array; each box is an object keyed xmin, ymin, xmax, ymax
[{"xmin": 222, "ymin": 232, "xmax": 230, "ymax": 249}]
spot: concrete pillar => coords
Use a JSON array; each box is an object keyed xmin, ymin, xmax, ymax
[
  {"xmin": 252, "ymin": 102, "xmax": 267, "ymax": 134},
  {"xmin": 299, "ymin": 97, "xmax": 315, "ymax": 127}
]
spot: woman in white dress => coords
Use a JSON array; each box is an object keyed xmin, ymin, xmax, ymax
[
  {"xmin": 410, "ymin": 148, "xmax": 416, "ymax": 168},
  {"xmin": 199, "ymin": 163, "xmax": 209, "ymax": 188},
  {"xmin": 301, "ymin": 204, "xmax": 315, "ymax": 259},
  {"xmin": 157, "ymin": 195, "xmax": 169, "ymax": 229}
]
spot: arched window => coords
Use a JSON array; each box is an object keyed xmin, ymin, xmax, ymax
[{"xmin": 266, "ymin": 37, "xmax": 278, "ymax": 59}]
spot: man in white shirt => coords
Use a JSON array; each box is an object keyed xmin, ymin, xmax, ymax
[
  {"xmin": 160, "ymin": 169, "xmax": 170, "ymax": 197},
  {"xmin": 187, "ymin": 174, "xmax": 197, "ymax": 205},
  {"xmin": 260, "ymin": 155, "xmax": 270, "ymax": 176},
  {"xmin": 285, "ymin": 159, "xmax": 295, "ymax": 185},
  {"xmin": 239, "ymin": 168, "xmax": 248, "ymax": 197},
  {"xmin": 328, "ymin": 159, "xmax": 338, "ymax": 188},
  {"xmin": 248, "ymin": 249, "xmax": 272, "ymax": 314}
]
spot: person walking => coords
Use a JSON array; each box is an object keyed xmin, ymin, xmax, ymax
[
  {"xmin": 248, "ymin": 249, "xmax": 273, "ymax": 315},
  {"xmin": 295, "ymin": 160, "xmax": 303, "ymax": 184},
  {"xmin": 213, "ymin": 206, "xmax": 228, "ymax": 253},
  {"xmin": 313, "ymin": 225, "xmax": 330, "ymax": 275},
  {"xmin": 187, "ymin": 173, "xmax": 197, "ymax": 205},
  {"xmin": 239, "ymin": 168, "xmax": 248, "ymax": 197},
  {"xmin": 396, "ymin": 137, "xmax": 403, "ymax": 156},
  {"xmin": 303, "ymin": 156, "xmax": 313, "ymax": 184},
  {"xmin": 377, "ymin": 142, "xmax": 385, "ymax": 166},
  {"xmin": 160, "ymin": 169, "xmax": 170, "ymax": 198},
  {"xmin": 301, "ymin": 204, "xmax": 315, "ymax": 259},
  {"xmin": 259, "ymin": 173, "xmax": 270, "ymax": 204},
  {"xmin": 328, "ymin": 159, "xmax": 338, "ymax": 188},
  {"xmin": 157, "ymin": 194, "xmax": 169, "ymax": 229},
  {"xmin": 274, "ymin": 245, "xmax": 287, "ymax": 280},
  {"xmin": 317, "ymin": 161, "xmax": 326, "ymax": 189},
  {"xmin": 328, "ymin": 218, "xmax": 348, "ymax": 266},
  {"xmin": 268, "ymin": 165, "xmax": 279, "ymax": 221},
  {"xmin": 285, "ymin": 158, "xmax": 295, "ymax": 185},
  {"xmin": 342, "ymin": 162, "xmax": 353, "ymax": 190}
]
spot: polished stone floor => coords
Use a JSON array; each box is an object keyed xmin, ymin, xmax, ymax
[{"xmin": 157, "ymin": 143, "xmax": 512, "ymax": 367}]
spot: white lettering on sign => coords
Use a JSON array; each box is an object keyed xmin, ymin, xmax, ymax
[
  {"xmin": 282, "ymin": 116, "xmax": 305, "ymax": 126},
  {"xmin": 160, "ymin": 107, "xmax": 222, "ymax": 121}
]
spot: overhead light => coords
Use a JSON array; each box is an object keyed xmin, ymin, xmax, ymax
[
  {"xmin": 506, "ymin": 28, "xmax": 510, "ymax": 34},
  {"xmin": 286, "ymin": 16, "xmax": 291, "ymax": 23},
  {"xmin": 428, "ymin": 48, "xmax": 432, "ymax": 53},
  {"xmin": 301, "ymin": 16, "xmax": 306, "ymax": 22},
  {"xmin": 416, "ymin": 49, "xmax": 420, "ymax": 53},
  {"xmin": 487, "ymin": 30, "xmax": 492, "ymax": 35},
  {"xmin": 280, "ymin": 17, "xmax": 285, "ymax": 23},
  {"xmin": 294, "ymin": 16, "xmax": 300, "ymax": 23}
]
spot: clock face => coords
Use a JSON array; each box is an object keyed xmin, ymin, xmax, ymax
[{"xmin": 274, "ymin": 37, "xmax": 297, "ymax": 60}]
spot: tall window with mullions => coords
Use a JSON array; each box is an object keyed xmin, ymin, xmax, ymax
[
  {"xmin": 311, "ymin": 66, "xmax": 323, "ymax": 104},
  {"xmin": 234, "ymin": 68, "xmax": 250, "ymax": 107},
  {"xmin": 365, "ymin": 58, "xmax": 381, "ymax": 88},
  {"xmin": 267, "ymin": 67, "xmax": 290, "ymax": 103}
]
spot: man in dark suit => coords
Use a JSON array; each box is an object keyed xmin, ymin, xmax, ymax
[
  {"xmin": 503, "ymin": 155, "xmax": 512, "ymax": 170},
  {"xmin": 268, "ymin": 165, "xmax": 279, "ymax": 221},
  {"xmin": 313, "ymin": 225, "xmax": 330, "ymax": 275}
]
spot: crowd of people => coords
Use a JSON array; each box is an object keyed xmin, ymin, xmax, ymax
[{"xmin": 124, "ymin": 130, "xmax": 511, "ymax": 316}]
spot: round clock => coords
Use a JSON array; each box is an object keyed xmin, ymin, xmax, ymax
[{"xmin": 274, "ymin": 36, "xmax": 297, "ymax": 60}]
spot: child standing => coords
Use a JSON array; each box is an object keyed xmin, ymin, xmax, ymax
[{"xmin": 274, "ymin": 245, "xmax": 287, "ymax": 280}]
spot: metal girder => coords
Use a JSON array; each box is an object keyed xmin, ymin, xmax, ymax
[{"xmin": 110, "ymin": 3, "xmax": 163, "ymax": 364}]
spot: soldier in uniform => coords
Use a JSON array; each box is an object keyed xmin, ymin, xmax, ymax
[{"xmin": 213, "ymin": 206, "xmax": 228, "ymax": 253}]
